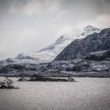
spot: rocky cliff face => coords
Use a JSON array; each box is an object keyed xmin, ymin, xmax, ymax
[{"xmin": 55, "ymin": 28, "xmax": 110, "ymax": 61}]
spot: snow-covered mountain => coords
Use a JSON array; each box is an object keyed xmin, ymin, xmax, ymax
[
  {"xmin": 30, "ymin": 25, "xmax": 100, "ymax": 62},
  {"xmin": 0, "ymin": 25, "xmax": 101, "ymax": 66},
  {"xmin": 55, "ymin": 27, "xmax": 110, "ymax": 61},
  {"xmin": 2, "ymin": 26, "xmax": 110, "ymax": 77}
]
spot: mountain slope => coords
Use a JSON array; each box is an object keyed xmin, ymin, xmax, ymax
[
  {"xmin": 0, "ymin": 25, "xmax": 100, "ymax": 66},
  {"xmin": 55, "ymin": 28, "xmax": 110, "ymax": 61},
  {"xmin": 31, "ymin": 25, "xmax": 100, "ymax": 62}
]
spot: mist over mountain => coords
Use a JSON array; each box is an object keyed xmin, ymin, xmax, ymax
[
  {"xmin": 1, "ymin": 26, "xmax": 110, "ymax": 77},
  {"xmin": 0, "ymin": 25, "xmax": 101, "ymax": 65},
  {"xmin": 25, "ymin": 25, "xmax": 100, "ymax": 62}
]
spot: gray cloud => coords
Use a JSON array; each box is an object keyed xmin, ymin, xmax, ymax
[{"xmin": 0, "ymin": 0, "xmax": 110, "ymax": 59}]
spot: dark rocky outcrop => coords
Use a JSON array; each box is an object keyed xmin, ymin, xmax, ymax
[{"xmin": 84, "ymin": 50, "xmax": 110, "ymax": 61}]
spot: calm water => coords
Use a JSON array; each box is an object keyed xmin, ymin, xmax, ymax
[{"xmin": 0, "ymin": 78, "xmax": 110, "ymax": 110}]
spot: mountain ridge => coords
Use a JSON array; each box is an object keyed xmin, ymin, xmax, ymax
[
  {"xmin": 30, "ymin": 25, "xmax": 100, "ymax": 62},
  {"xmin": 0, "ymin": 25, "xmax": 101, "ymax": 65},
  {"xmin": 55, "ymin": 27, "xmax": 110, "ymax": 61}
]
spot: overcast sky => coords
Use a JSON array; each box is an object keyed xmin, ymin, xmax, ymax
[{"xmin": 0, "ymin": 0, "xmax": 110, "ymax": 59}]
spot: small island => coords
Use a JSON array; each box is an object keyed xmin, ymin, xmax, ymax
[
  {"xmin": 18, "ymin": 74, "xmax": 76, "ymax": 82},
  {"xmin": 0, "ymin": 77, "xmax": 18, "ymax": 89}
]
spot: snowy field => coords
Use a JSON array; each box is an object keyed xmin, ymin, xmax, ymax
[{"xmin": 0, "ymin": 78, "xmax": 110, "ymax": 110}]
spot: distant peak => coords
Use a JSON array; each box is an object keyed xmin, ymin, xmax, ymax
[{"xmin": 83, "ymin": 25, "xmax": 100, "ymax": 31}]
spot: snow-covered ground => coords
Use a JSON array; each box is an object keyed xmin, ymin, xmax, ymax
[{"xmin": 0, "ymin": 78, "xmax": 110, "ymax": 110}]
